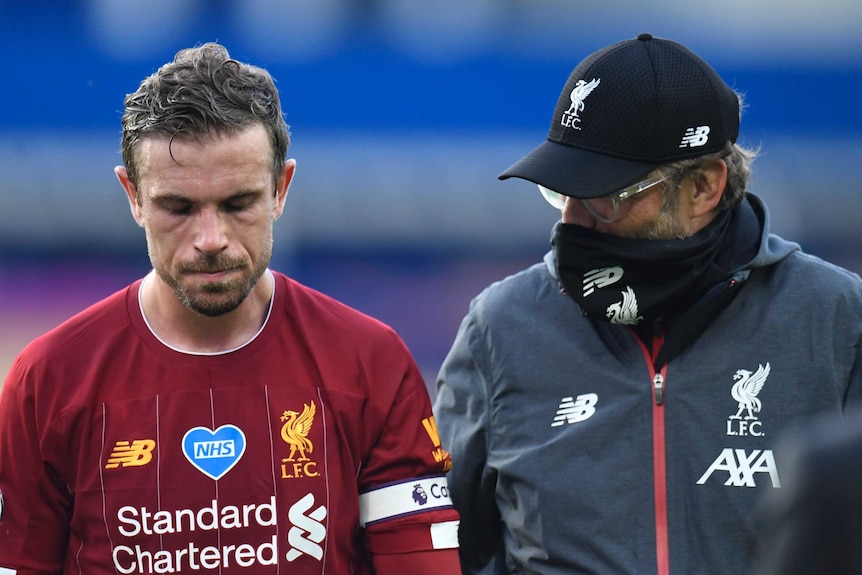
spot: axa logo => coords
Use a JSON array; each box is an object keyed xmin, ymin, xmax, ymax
[
  {"xmin": 561, "ymin": 78, "xmax": 600, "ymax": 130},
  {"xmin": 583, "ymin": 266, "xmax": 623, "ymax": 296},
  {"xmin": 105, "ymin": 439, "xmax": 157, "ymax": 469},
  {"xmin": 422, "ymin": 415, "xmax": 453, "ymax": 472},
  {"xmin": 697, "ymin": 448, "xmax": 781, "ymax": 487},
  {"xmin": 280, "ymin": 402, "xmax": 319, "ymax": 479},
  {"xmin": 286, "ymin": 493, "xmax": 327, "ymax": 562},
  {"xmin": 551, "ymin": 393, "xmax": 598, "ymax": 427},
  {"xmin": 727, "ymin": 362, "xmax": 770, "ymax": 437},
  {"xmin": 679, "ymin": 126, "xmax": 710, "ymax": 148}
]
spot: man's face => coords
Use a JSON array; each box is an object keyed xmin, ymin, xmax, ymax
[
  {"xmin": 560, "ymin": 181, "xmax": 690, "ymax": 240},
  {"xmin": 559, "ymin": 158, "xmax": 729, "ymax": 239},
  {"xmin": 118, "ymin": 124, "xmax": 290, "ymax": 317}
]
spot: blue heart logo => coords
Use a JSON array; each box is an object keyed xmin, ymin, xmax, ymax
[{"xmin": 182, "ymin": 424, "xmax": 246, "ymax": 480}]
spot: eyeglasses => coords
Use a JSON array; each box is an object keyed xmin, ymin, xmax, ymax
[{"xmin": 538, "ymin": 174, "xmax": 669, "ymax": 223}]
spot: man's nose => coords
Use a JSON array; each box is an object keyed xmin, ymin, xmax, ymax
[{"xmin": 194, "ymin": 208, "xmax": 229, "ymax": 254}]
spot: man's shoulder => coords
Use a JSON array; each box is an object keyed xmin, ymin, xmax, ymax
[
  {"xmin": 478, "ymin": 260, "xmax": 551, "ymax": 297},
  {"xmin": 6, "ymin": 282, "xmax": 137, "ymax": 389},
  {"xmin": 465, "ymin": 258, "xmax": 567, "ymax": 327},
  {"xmin": 770, "ymin": 248, "xmax": 862, "ymax": 292},
  {"xmin": 20, "ymin": 283, "xmax": 135, "ymax": 355},
  {"xmin": 270, "ymin": 270, "xmax": 400, "ymax": 339}
]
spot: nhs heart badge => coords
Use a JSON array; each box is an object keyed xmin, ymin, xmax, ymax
[{"xmin": 182, "ymin": 424, "xmax": 246, "ymax": 480}]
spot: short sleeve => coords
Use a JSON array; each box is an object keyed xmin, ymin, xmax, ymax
[{"xmin": 357, "ymin": 339, "xmax": 461, "ymax": 557}]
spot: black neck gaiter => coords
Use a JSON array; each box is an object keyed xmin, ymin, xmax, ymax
[{"xmin": 552, "ymin": 209, "xmax": 732, "ymax": 325}]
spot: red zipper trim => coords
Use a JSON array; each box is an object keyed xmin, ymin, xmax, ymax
[{"xmin": 635, "ymin": 332, "xmax": 670, "ymax": 575}]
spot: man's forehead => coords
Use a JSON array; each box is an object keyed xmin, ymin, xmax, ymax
[
  {"xmin": 136, "ymin": 124, "xmax": 271, "ymax": 159},
  {"xmin": 137, "ymin": 130, "xmax": 271, "ymax": 176}
]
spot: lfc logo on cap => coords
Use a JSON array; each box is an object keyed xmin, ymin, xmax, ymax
[{"xmin": 561, "ymin": 78, "xmax": 600, "ymax": 130}]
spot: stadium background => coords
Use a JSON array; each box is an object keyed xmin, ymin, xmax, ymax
[{"xmin": 2, "ymin": 0, "xmax": 862, "ymax": 394}]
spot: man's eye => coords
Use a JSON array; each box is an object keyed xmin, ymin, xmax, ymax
[
  {"xmin": 224, "ymin": 198, "xmax": 254, "ymax": 212},
  {"xmin": 162, "ymin": 201, "xmax": 191, "ymax": 214}
]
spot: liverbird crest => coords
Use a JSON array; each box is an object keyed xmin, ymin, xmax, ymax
[
  {"xmin": 565, "ymin": 78, "xmax": 601, "ymax": 118},
  {"xmin": 730, "ymin": 363, "xmax": 770, "ymax": 420},
  {"xmin": 280, "ymin": 402, "xmax": 316, "ymax": 462},
  {"xmin": 605, "ymin": 286, "xmax": 643, "ymax": 325}
]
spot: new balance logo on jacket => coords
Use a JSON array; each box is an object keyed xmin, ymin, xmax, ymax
[{"xmin": 551, "ymin": 393, "xmax": 598, "ymax": 427}]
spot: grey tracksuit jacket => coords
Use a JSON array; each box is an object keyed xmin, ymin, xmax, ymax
[{"xmin": 434, "ymin": 195, "xmax": 862, "ymax": 574}]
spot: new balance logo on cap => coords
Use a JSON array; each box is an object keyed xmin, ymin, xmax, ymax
[
  {"xmin": 551, "ymin": 393, "xmax": 598, "ymax": 427},
  {"xmin": 679, "ymin": 126, "xmax": 711, "ymax": 148}
]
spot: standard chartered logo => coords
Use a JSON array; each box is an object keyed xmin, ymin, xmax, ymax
[
  {"xmin": 110, "ymin": 493, "xmax": 329, "ymax": 572},
  {"xmin": 286, "ymin": 493, "xmax": 328, "ymax": 561},
  {"xmin": 112, "ymin": 497, "xmax": 278, "ymax": 572}
]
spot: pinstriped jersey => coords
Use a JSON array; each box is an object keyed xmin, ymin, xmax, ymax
[{"xmin": 0, "ymin": 271, "xmax": 458, "ymax": 574}]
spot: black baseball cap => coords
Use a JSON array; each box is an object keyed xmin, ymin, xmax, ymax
[{"xmin": 499, "ymin": 33, "xmax": 739, "ymax": 199}]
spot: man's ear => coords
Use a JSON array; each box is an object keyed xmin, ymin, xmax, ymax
[
  {"xmin": 115, "ymin": 166, "xmax": 144, "ymax": 226},
  {"xmin": 273, "ymin": 158, "xmax": 296, "ymax": 220},
  {"xmin": 689, "ymin": 158, "xmax": 728, "ymax": 218}
]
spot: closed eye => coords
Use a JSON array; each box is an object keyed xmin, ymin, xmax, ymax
[
  {"xmin": 157, "ymin": 198, "xmax": 192, "ymax": 215},
  {"xmin": 223, "ymin": 194, "xmax": 258, "ymax": 212}
]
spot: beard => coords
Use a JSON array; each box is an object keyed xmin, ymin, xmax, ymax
[
  {"xmin": 634, "ymin": 190, "xmax": 688, "ymax": 240},
  {"xmin": 155, "ymin": 249, "xmax": 271, "ymax": 317}
]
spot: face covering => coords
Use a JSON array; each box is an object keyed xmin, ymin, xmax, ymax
[{"xmin": 552, "ymin": 209, "xmax": 731, "ymax": 325}]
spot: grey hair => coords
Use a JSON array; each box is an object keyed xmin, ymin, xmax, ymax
[
  {"xmin": 658, "ymin": 142, "xmax": 759, "ymax": 212},
  {"xmin": 659, "ymin": 89, "xmax": 759, "ymax": 211}
]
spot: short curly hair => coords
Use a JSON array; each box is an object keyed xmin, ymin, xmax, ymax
[{"xmin": 120, "ymin": 42, "xmax": 290, "ymax": 191}]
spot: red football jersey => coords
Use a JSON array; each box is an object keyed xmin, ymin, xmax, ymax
[{"xmin": 0, "ymin": 271, "xmax": 459, "ymax": 574}]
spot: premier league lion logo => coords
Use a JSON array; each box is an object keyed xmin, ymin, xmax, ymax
[{"xmin": 411, "ymin": 484, "xmax": 428, "ymax": 505}]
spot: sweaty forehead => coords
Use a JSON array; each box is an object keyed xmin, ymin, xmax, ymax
[
  {"xmin": 134, "ymin": 133, "xmax": 275, "ymax": 202},
  {"xmin": 135, "ymin": 127, "xmax": 273, "ymax": 184}
]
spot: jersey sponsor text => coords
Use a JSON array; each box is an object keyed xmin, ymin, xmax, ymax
[
  {"xmin": 696, "ymin": 448, "xmax": 780, "ymax": 487},
  {"xmin": 113, "ymin": 497, "xmax": 278, "ymax": 572}
]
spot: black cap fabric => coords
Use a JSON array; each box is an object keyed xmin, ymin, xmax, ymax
[{"xmin": 499, "ymin": 33, "xmax": 740, "ymax": 199}]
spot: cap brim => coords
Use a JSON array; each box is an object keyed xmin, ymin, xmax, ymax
[{"xmin": 498, "ymin": 139, "xmax": 659, "ymax": 199}]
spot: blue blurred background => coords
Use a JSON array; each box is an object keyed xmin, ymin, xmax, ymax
[{"xmin": 2, "ymin": 0, "xmax": 862, "ymax": 389}]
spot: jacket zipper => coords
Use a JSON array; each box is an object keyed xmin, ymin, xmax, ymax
[{"xmin": 635, "ymin": 329, "xmax": 670, "ymax": 575}]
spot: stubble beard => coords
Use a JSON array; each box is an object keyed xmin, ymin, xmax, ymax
[
  {"xmin": 636, "ymin": 191, "xmax": 689, "ymax": 240},
  {"xmin": 155, "ymin": 245, "xmax": 272, "ymax": 318}
]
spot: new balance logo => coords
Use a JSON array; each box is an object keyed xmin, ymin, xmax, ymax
[
  {"xmin": 286, "ymin": 493, "xmax": 328, "ymax": 562},
  {"xmin": 551, "ymin": 393, "xmax": 598, "ymax": 427},
  {"xmin": 697, "ymin": 448, "xmax": 781, "ymax": 487},
  {"xmin": 105, "ymin": 439, "xmax": 156, "ymax": 469},
  {"xmin": 679, "ymin": 126, "xmax": 710, "ymax": 148},
  {"xmin": 583, "ymin": 266, "xmax": 624, "ymax": 297}
]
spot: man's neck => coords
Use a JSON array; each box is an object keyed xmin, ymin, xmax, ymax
[{"xmin": 139, "ymin": 270, "xmax": 273, "ymax": 354}]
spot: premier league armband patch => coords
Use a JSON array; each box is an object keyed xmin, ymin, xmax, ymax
[{"xmin": 358, "ymin": 475, "xmax": 453, "ymax": 527}]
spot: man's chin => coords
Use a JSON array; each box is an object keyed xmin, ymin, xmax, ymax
[
  {"xmin": 177, "ymin": 287, "xmax": 247, "ymax": 317},
  {"xmin": 185, "ymin": 298, "xmax": 243, "ymax": 317},
  {"xmin": 164, "ymin": 266, "xmax": 265, "ymax": 317}
]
